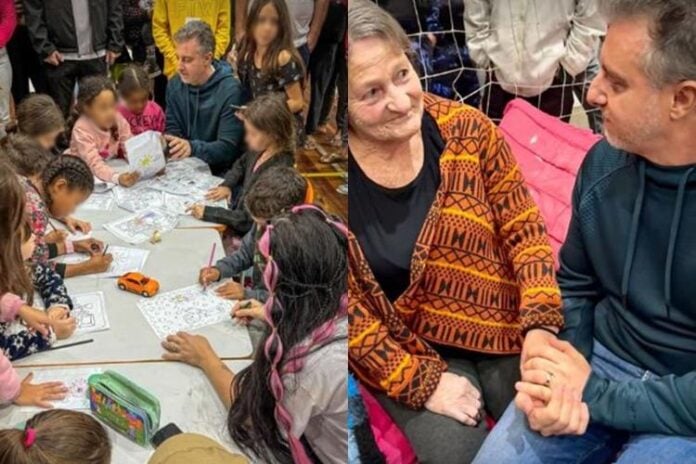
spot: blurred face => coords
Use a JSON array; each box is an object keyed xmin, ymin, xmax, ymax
[
  {"xmin": 253, "ymin": 3, "xmax": 280, "ymax": 47},
  {"xmin": 21, "ymin": 230, "xmax": 36, "ymax": 260},
  {"xmin": 587, "ymin": 18, "xmax": 672, "ymax": 156},
  {"xmin": 122, "ymin": 89, "xmax": 149, "ymax": 115},
  {"xmin": 176, "ymin": 39, "xmax": 213, "ymax": 85},
  {"xmin": 84, "ymin": 90, "xmax": 118, "ymax": 131},
  {"xmin": 47, "ymin": 179, "xmax": 90, "ymax": 219},
  {"xmin": 348, "ymin": 37, "xmax": 424, "ymax": 144},
  {"xmin": 36, "ymin": 128, "xmax": 64, "ymax": 150},
  {"xmin": 244, "ymin": 120, "xmax": 272, "ymax": 152}
]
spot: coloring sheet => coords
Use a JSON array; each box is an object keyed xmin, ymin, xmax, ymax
[
  {"xmin": 125, "ymin": 130, "xmax": 166, "ymax": 179},
  {"xmin": 88, "ymin": 246, "xmax": 149, "ymax": 278},
  {"xmin": 71, "ymin": 291, "xmax": 110, "ymax": 334},
  {"xmin": 104, "ymin": 208, "xmax": 179, "ymax": 244},
  {"xmin": 29, "ymin": 368, "xmax": 103, "ymax": 410},
  {"xmin": 79, "ymin": 192, "xmax": 114, "ymax": 211},
  {"xmin": 113, "ymin": 185, "xmax": 164, "ymax": 212},
  {"xmin": 167, "ymin": 157, "xmax": 211, "ymax": 175},
  {"xmin": 147, "ymin": 175, "xmax": 199, "ymax": 195},
  {"xmin": 137, "ymin": 284, "xmax": 237, "ymax": 339},
  {"xmin": 163, "ymin": 192, "xmax": 227, "ymax": 216}
]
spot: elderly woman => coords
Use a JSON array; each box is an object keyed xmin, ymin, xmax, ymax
[{"xmin": 347, "ymin": 1, "xmax": 564, "ymax": 461}]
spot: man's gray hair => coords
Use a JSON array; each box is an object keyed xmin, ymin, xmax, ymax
[
  {"xmin": 348, "ymin": 0, "xmax": 411, "ymax": 56},
  {"xmin": 601, "ymin": 0, "xmax": 696, "ymax": 87},
  {"xmin": 173, "ymin": 20, "xmax": 216, "ymax": 56}
]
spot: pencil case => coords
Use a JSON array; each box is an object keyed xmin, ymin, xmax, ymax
[{"xmin": 88, "ymin": 370, "xmax": 161, "ymax": 447}]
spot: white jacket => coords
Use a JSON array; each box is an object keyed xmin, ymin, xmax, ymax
[{"xmin": 464, "ymin": 0, "xmax": 605, "ymax": 97}]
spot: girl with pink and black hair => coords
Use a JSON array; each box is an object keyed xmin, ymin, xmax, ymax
[{"xmin": 161, "ymin": 205, "xmax": 348, "ymax": 463}]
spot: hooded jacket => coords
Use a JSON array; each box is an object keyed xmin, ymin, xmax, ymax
[
  {"xmin": 559, "ymin": 139, "xmax": 696, "ymax": 436},
  {"xmin": 165, "ymin": 60, "xmax": 244, "ymax": 175}
]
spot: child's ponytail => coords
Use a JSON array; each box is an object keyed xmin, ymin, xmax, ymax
[{"xmin": 0, "ymin": 410, "xmax": 111, "ymax": 464}]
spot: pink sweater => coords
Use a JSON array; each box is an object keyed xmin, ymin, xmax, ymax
[
  {"xmin": 0, "ymin": 292, "xmax": 24, "ymax": 402},
  {"xmin": 68, "ymin": 113, "xmax": 133, "ymax": 184},
  {"xmin": 118, "ymin": 100, "xmax": 166, "ymax": 135},
  {"xmin": 0, "ymin": 0, "xmax": 16, "ymax": 48}
]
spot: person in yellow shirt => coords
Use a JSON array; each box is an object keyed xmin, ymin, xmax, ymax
[{"xmin": 152, "ymin": 0, "xmax": 230, "ymax": 79}]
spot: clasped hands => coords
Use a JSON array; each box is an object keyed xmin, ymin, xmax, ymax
[{"xmin": 516, "ymin": 329, "xmax": 592, "ymax": 436}]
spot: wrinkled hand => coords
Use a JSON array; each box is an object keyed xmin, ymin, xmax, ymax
[
  {"xmin": 186, "ymin": 203, "xmax": 205, "ymax": 219},
  {"xmin": 232, "ymin": 299, "xmax": 264, "ymax": 325},
  {"xmin": 161, "ymin": 332, "xmax": 217, "ymax": 368},
  {"xmin": 44, "ymin": 229, "xmax": 69, "ymax": 244},
  {"xmin": 164, "ymin": 135, "xmax": 192, "ymax": 160},
  {"xmin": 516, "ymin": 384, "xmax": 590, "ymax": 436},
  {"xmin": 425, "ymin": 372, "xmax": 482, "ymax": 426},
  {"xmin": 118, "ymin": 171, "xmax": 141, "ymax": 187},
  {"xmin": 63, "ymin": 216, "xmax": 92, "ymax": 234},
  {"xmin": 43, "ymin": 51, "xmax": 63, "ymax": 66},
  {"xmin": 215, "ymin": 281, "xmax": 245, "ymax": 300},
  {"xmin": 17, "ymin": 305, "xmax": 51, "ymax": 337},
  {"xmin": 206, "ymin": 186, "xmax": 231, "ymax": 201},
  {"xmin": 199, "ymin": 266, "xmax": 221, "ymax": 285},
  {"xmin": 13, "ymin": 373, "xmax": 68, "ymax": 408},
  {"xmin": 74, "ymin": 238, "xmax": 104, "ymax": 256}
]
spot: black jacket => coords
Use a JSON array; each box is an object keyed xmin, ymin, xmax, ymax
[
  {"xmin": 24, "ymin": 0, "xmax": 124, "ymax": 58},
  {"xmin": 202, "ymin": 150, "xmax": 294, "ymax": 236}
]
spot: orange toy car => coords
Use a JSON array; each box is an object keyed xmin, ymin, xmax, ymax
[{"xmin": 117, "ymin": 272, "xmax": 160, "ymax": 298}]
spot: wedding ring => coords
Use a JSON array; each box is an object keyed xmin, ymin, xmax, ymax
[{"xmin": 544, "ymin": 371, "xmax": 554, "ymax": 387}]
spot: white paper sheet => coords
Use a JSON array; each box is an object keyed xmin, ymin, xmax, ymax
[
  {"xmin": 113, "ymin": 185, "xmax": 164, "ymax": 212},
  {"xmin": 104, "ymin": 208, "xmax": 179, "ymax": 244},
  {"xmin": 88, "ymin": 246, "xmax": 149, "ymax": 278},
  {"xmin": 28, "ymin": 368, "xmax": 103, "ymax": 410},
  {"xmin": 65, "ymin": 230, "xmax": 92, "ymax": 242},
  {"xmin": 52, "ymin": 253, "xmax": 91, "ymax": 265},
  {"xmin": 125, "ymin": 131, "xmax": 166, "ymax": 179},
  {"xmin": 71, "ymin": 291, "xmax": 110, "ymax": 334},
  {"xmin": 93, "ymin": 176, "xmax": 116, "ymax": 193},
  {"xmin": 163, "ymin": 192, "xmax": 228, "ymax": 215},
  {"xmin": 79, "ymin": 192, "xmax": 115, "ymax": 211},
  {"xmin": 137, "ymin": 285, "xmax": 237, "ymax": 339}
]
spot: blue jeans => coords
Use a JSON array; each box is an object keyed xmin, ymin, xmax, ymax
[{"xmin": 473, "ymin": 340, "xmax": 696, "ymax": 464}]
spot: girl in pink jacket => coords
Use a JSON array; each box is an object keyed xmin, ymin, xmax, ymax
[
  {"xmin": 0, "ymin": 163, "xmax": 70, "ymax": 407},
  {"xmin": 68, "ymin": 76, "xmax": 141, "ymax": 187},
  {"xmin": 117, "ymin": 64, "xmax": 165, "ymax": 135}
]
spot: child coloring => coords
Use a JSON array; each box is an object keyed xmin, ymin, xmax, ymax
[
  {"xmin": 199, "ymin": 166, "xmax": 309, "ymax": 303},
  {"xmin": 118, "ymin": 64, "xmax": 166, "ymax": 135},
  {"xmin": 164, "ymin": 206, "xmax": 348, "ymax": 464},
  {"xmin": 7, "ymin": 149, "xmax": 114, "ymax": 278},
  {"xmin": 0, "ymin": 162, "xmax": 73, "ymax": 407},
  {"xmin": 68, "ymin": 75, "xmax": 140, "ymax": 187},
  {"xmin": 189, "ymin": 93, "xmax": 295, "ymax": 236}
]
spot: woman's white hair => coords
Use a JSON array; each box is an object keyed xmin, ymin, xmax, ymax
[{"xmin": 348, "ymin": 0, "xmax": 411, "ymax": 56}]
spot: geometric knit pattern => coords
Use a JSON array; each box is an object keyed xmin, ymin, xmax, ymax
[{"xmin": 349, "ymin": 94, "xmax": 564, "ymax": 409}]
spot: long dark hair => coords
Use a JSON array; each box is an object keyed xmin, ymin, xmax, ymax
[
  {"xmin": 243, "ymin": 93, "xmax": 296, "ymax": 155},
  {"xmin": 0, "ymin": 160, "xmax": 34, "ymax": 303},
  {"xmin": 238, "ymin": 0, "xmax": 305, "ymax": 78},
  {"xmin": 227, "ymin": 206, "xmax": 348, "ymax": 463},
  {"xmin": 1, "ymin": 134, "xmax": 53, "ymax": 177},
  {"xmin": 67, "ymin": 76, "xmax": 119, "ymax": 143}
]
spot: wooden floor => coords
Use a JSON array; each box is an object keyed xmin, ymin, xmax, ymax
[{"xmin": 298, "ymin": 132, "xmax": 347, "ymax": 222}]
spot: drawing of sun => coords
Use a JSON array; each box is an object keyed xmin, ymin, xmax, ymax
[{"xmin": 140, "ymin": 154, "xmax": 154, "ymax": 168}]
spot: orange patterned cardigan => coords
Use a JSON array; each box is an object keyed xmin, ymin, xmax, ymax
[{"xmin": 348, "ymin": 94, "xmax": 564, "ymax": 409}]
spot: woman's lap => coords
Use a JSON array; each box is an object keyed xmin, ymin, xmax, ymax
[{"xmin": 375, "ymin": 353, "xmax": 520, "ymax": 463}]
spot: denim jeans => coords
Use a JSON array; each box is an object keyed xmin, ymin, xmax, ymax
[{"xmin": 472, "ymin": 340, "xmax": 696, "ymax": 464}]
